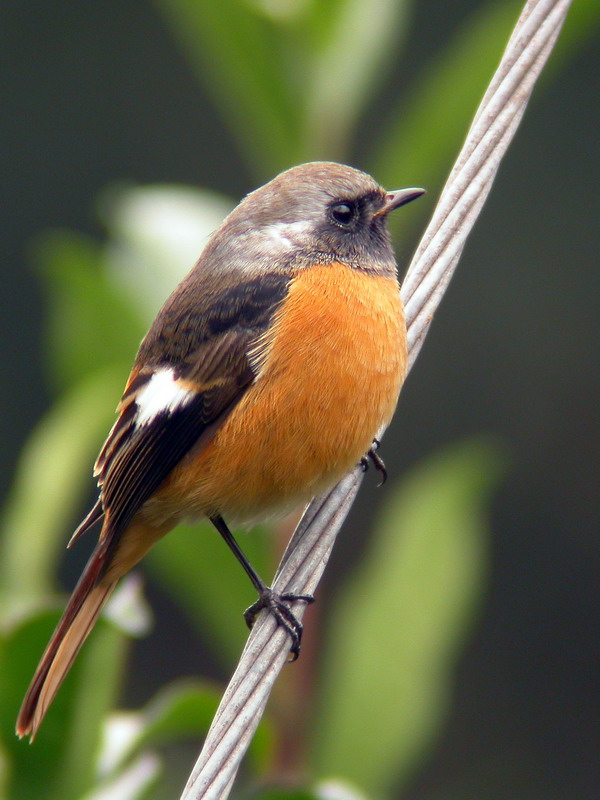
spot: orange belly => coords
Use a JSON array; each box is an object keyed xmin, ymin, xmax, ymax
[{"xmin": 152, "ymin": 262, "xmax": 406, "ymax": 523}]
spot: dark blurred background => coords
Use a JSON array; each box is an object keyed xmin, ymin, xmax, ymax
[{"xmin": 2, "ymin": 1, "xmax": 598, "ymax": 799}]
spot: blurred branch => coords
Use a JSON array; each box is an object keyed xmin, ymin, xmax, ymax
[{"xmin": 180, "ymin": 1, "xmax": 573, "ymax": 797}]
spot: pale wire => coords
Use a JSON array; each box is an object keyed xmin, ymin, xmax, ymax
[{"xmin": 180, "ymin": 2, "xmax": 573, "ymax": 797}]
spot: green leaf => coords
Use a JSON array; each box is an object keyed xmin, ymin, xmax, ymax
[
  {"xmin": 96, "ymin": 681, "xmax": 273, "ymax": 786},
  {"xmin": 236, "ymin": 779, "xmax": 369, "ymax": 800},
  {"xmin": 153, "ymin": 0, "xmax": 303, "ymax": 176},
  {"xmin": 243, "ymin": 787, "xmax": 320, "ymax": 800},
  {"xmin": 103, "ymin": 575, "xmax": 153, "ymax": 639},
  {"xmin": 34, "ymin": 230, "xmax": 144, "ymax": 391},
  {"xmin": 98, "ymin": 183, "xmax": 233, "ymax": 322},
  {"xmin": 0, "ymin": 369, "xmax": 126, "ymax": 615},
  {"xmin": 248, "ymin": 778, "xmax": 370, "ymax": 800},
  {"xmin": 0, "ymin": 608, "xmax": 75, "ymax": 800},
  {"xmin": 542, "ymin": 0, "xmax": 600, "ymax": 76},
  {"xmin": 146, "ymin": 522, "xmax": 272, "ymax": 665},
  {"xmin": 313, "ymin": 438, "xmax": 506, "ymax": 796},
  {"xmin": 50, "ymin": 617, "xmax": 129, "ymax": 800},
  {"xmin": 372, "ymin": 0, "xmax": 522, "ymax": 241},
  {"xmin": 126, "ymin": 682, "xmax": 222, "ymax": 752},
  {"xmin": 77, "ymin": 754, "xmax": 160, "ymax": 800},
  {"xmin": 0, "ymin": 606, "xmax": 130, "ymax": 800},
  {"xmin": 300, "ymin": 0, "xmax": 412, "ymax": 160},
  {"xmin": 0, "ymin": 743, "xmax": 8, "ymax": 799},
  {"xmin": 373, "ymin": 0, "xmax": 600, "ymax": 249},
  {"xmin": 313, "ymin": 779, "xmax": 369, "ymax": 800}
]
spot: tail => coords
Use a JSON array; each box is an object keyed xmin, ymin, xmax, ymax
[{"xmin": 16, "ymin": 543, "xmax": 117, "ymax": 741}]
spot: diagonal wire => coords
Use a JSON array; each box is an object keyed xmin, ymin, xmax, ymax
[{"xmin": 180, "ymin": 2, "xmax": 573, "ymax": 797}]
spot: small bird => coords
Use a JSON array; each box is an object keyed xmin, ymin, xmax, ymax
[{"xmin": 16, "ymin": 162, "xmax": 424, "ymax": 740}]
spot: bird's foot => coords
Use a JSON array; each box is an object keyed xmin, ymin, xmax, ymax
[
  {"xmin": 360, "ymin": 438, "xmax": 388, "ymax": 486},
  {"xmin": 244, "ymin": 588, "xmax": 314, "ymax": 661}
]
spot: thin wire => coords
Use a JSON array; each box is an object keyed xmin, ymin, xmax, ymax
[{"xmin": 180, "ymin": 2, "xmax": 573, "ymax": 797}]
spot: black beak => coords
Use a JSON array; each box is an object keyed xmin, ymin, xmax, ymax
[{"xmin": 374, "ymin": 187, "xmax": 426, "ymax": 217}]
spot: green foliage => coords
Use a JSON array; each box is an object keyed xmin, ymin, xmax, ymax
[
  {"xmin": 0, "ymin": 370, "xmax": 125, "ymax": 613},
  {"xmin": 3, "ymin": 0, "xmax": 597, "ymax": 797},
  {"xmin": 154, "ymin": 0, "xmax": 411, "ymax": 173},
  {"xmin": 146, "ymin": 522, "xmax": 272, "ymax": 667},
  {"xmin": 34, "ymin": 231, "xmax": 145, "ymax": 391},
  {"xmin": 313, "ymin": 440, "xmax": 504, "ymax": 796},
  {"xmin": 373, "ymin": 0, "xmax": 523, "ymax": 236},
  {"xmin": 0, "ymin": 605, "xmax": 128, "ymax": 800}
]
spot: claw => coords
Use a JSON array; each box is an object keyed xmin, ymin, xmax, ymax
[
  {"xmin": 360, "ymin": 439, "xmax": 388, "ymax": 486},
  {"xmin": 244, "ymin": 589, "xmax": 314, "ymax": 660}
]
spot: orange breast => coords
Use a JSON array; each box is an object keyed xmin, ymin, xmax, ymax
[{"xmin": 156, "ymin": 262, "xmax": 406, "ymax": 522}]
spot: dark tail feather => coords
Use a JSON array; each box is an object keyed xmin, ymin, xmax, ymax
[
  {"xmin": 67, "ymin": 497, "xmax": 104, "ymax": 548},
  {"xmin": 16, "ymin": 543, "xmax": 116, "ymax": 741}
]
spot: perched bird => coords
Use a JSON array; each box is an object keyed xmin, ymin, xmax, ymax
[{"xmin": 16, "ymin": 162, "xmax": 424, "ymax": 739}]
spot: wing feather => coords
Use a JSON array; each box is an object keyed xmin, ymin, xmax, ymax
[{"xmin": 76, "ymin": 271, "xmax": 291, "ymax": 566}]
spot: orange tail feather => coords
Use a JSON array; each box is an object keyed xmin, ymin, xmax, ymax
[{"xmin": 16, "ymin": 545, "xmax": 116, "ymax": 741}]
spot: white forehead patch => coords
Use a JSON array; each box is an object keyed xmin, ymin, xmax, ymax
[
  {"xmin": 135, "ymin": 368, "xmax": 193, "ymax": 426},
  {"xmin": 263, "ymin": 221, "xmax": 312, "ymax": 249}
]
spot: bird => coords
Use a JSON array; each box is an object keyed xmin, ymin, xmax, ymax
[{"xmin": 16, "ymin": 161, "xmax": 424, "ymax": 740}]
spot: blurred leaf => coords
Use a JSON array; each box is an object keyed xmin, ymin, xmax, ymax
[
  {"xmin": 0, "ymin": 368, "xmax": 125, "ymax": 615},
  {"xmin": 0, "ymin": 744, "xmax": 7, "ymax": 799},
  {"xmin": 146, "ymin": 522, "xmax": 272, "ymax": 665},
  {"xmin": 0, "ymin": 608, "xmax": 76, "ymax": 800},
  {"xmin": 301, "ymin": 0, "xmax": 412, "ymax": 160},
  {"xmin": 241, "ymin": 780, "xmax": 369, "ymax": 800},
  {"xmin": 50, "ymin": 618, "xmax": 129, "ymax": 800},
  {"xmin": 375, "ymin": 0, "xmax": 600, "ymax": 246},
  {"xmin": 313, "ymin": 439, "xmax": 506, "ymax": 796},
  {"xmin": 119, "ymin": 681, "xmax": 222, "ymax": 757},
  {"xmin": 99, "ymin": 183, "xmax": 233, "ymax": 321},
  {"xmin": 313, "ymin": 779, "xmax": 369, "ymax": 800},
  {"xmin": 104, "ymin": 574, "xmax": 154, "ymax": 639},
  {"xmin": 153, "ymin": 0, "xmax": 303, "ymax": 176},
  {"xmin": 373, "ymin": 0, "xmax": 523, "ymax": 248},
  {"xmin": 0, "ymin": 607, "xmax": 129, "ymax": 800},
  {"xmin": 154, "ymin": 0, "xmax": 415, "ymax": 170},
  {"xmin": 34, "ymin": 230, "xmax": 144, "ymax": 391},
  {"xmin": 244, "ymin": 787, "xmax": 319, "ymax": 800},
  {"xmin": 543, "ymin": 0, "xmax": 600, "ymax": 74},
  {"xmin": 250, "ymin": 0, "xmax": 312, "ymax": 24},
  {"xmin": 97, "ymin": 681, "xmax": 273, "ymax": 788},
  {"xmin": 78, "ymin": 754, "xmax": 160, "ymax": 800}
]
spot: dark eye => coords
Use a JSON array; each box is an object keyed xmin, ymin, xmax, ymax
[{"xmin": 330, "ymin": 201, "xmax": 358, "ymax": 228}]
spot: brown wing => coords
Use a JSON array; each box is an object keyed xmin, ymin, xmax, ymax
[{"xmin": 73, "ymin": 271, "xmax": 291, "ymax": 563}]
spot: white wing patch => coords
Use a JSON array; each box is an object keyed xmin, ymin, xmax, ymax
[{"xmin": 135, "ymin": 368, "xmax": 193, "ymax": 426}]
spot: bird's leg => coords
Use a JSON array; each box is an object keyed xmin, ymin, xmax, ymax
[
  {"xmin": 360, "ymin": 438, "xmax": 388, "ymax": 486},
  {"xmin": 209, "ymin": 514, "xmax": 314, "ymax": 660}
]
